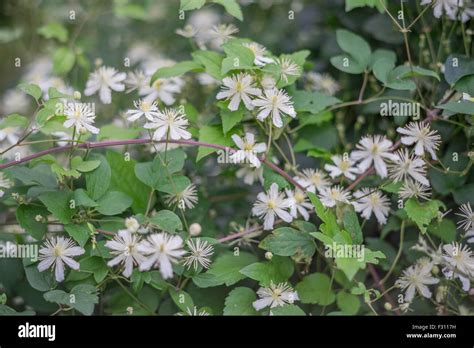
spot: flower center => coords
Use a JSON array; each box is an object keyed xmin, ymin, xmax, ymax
[
  {"xmin": 235, "ymin": 81, "xmax": 243, "ymax": 92},
  {"xmin": 267, "ymin": 200, "xmax": 276, "ymax": 209},
  {"xmin": 141, "ymin": 101, "xmax": 151, "ymax": 112},
  {"xmin": 53, "ymin": 246, "xmax": 62, "ymax": 257},
  {"xmin": 153, "ymin": 79, "xmax": 162, "ymax": 91},
  {"xmin": 243, "ymin": 142, "xmax": 254, "ymax": 151},
  {"xmin": 369, "ymin": 194, "xmax": 380, "ymax": 205},
  {"xmin": 295, "ymin": 192, "xmax": 305, "ymax": 203},
  {"xmin": 339, "ymin": 160, "xmax": 350, "ymax": 171},
  {"xmin": 371, "ymin": 144, "xmax": 379, "ymax": 155}
]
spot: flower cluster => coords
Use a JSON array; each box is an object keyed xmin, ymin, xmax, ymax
[{"xmin": 38, "ymin": 218, "xmax": 215, "ymax": 282}]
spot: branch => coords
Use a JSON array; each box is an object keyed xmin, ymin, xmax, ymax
[{"xmin": 0, "ymin": 138, "xmax": 304, "ymax": 190}]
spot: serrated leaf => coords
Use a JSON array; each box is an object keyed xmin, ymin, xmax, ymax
[
  {"xmin": 295, "ymin": 273, "xmax": 335, "ymax": 305},
  {"xmin": 223, "ymin": 287, "xmax": 258, "ymax": 315},
  {"xmin": 259, "ymin": 227, "xmax": 316, "ymax": 258},
  {"xmin": 404, "ymin": 198, "xmax": 441, "ymax": 233}
]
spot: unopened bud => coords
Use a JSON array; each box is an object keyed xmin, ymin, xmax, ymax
[
  {"xmin": 384, "ymin": 302, "xmax": 392, "ymax": 311},
  {"xmin": 189, "ymin": 223, "xmax": 202, "ymax": 236},
  {"xmin": 265, "ymin": 251, "xmax": 273, "ymax": 260},
  {"xmin": 73, "ymin": 91, "xmax": 81, "ymax": 99},
  {"xmin": 125, "ymin": 217, "xmax": 140, "ymax": 233}
]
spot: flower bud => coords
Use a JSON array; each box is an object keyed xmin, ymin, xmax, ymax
[
  {"xmin": 189, "ymin": 223, "xmax": 202, "ymax": 236},
  {"xmin": 73, "ymin": 91, "xmax": 82, "ymax": 100},
  {"xmin": 125, "ymin": 217, "xmax": 140, "ymax": 233},
  {"xmin": 265, "ymin": 251, "xmax": 273, "ymax": 260},
  {"xmin": 384, "ymin": 302, "xmax": 392, "ymax": 311}
]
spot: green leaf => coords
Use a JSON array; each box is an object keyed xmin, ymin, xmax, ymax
[
  {"xmin": 453, "ymin": 183, "xmax": 474, "ymax": 205},
  {"xmin": 335, "ymin": 29, "xmax": 371, "ymax": 69},
  {"xmin": 71, "ymin": 156, "xmax": 101, "ymax": 172},
  {"xmin": 79, "ymin": 256, "xmax": 109, "ymax": 283},
  {"xmin": 330, "ymin": 55, "xmax": 366, "ymax": 74},
  {"xmin": 35, "ymin": 103, "xmax": 57, "ymax": 125},
  {"xmin": 64, "ymin": 223, "xmax": 91, "ymax": 247},
  {"xmin": 342, "ymin": 206, "xmax": 363, "ymax": 244},
  {"xmin": 192, "ymin": 251, "xmax": 258, "ymax": 287},
  {"xmin": 221, "ymin": 40, "xmax": 255, "ymax": 74},
  {"xmin": 223, "ymin": 287, "xmax": 258, "ymax": 315},
  {"xmin": 114, "ymin": 3, "xmax": 148, "ymax": 20},
  {"xmin": 0, "ymin": 113, "xmax": 29, "ymax": 129},
  {"xmin": 428, "ymin": 219, "xmax": 456, "ymax": 243},
  {"xmin": 73, "ymin": 189, "xmax": 98, "ymax": 207},
  {"xmin": 18, "ymin": 83, "xmax": 42, "ymax": 101},
  {"xmin": 151, "ymin": 61, "xmax": 202, "ymax": 84},
  {"xmin": 16, "ymin": 205, "xmax": 48, "ymax": 240},
  {"xmin": 149, "ymin": 210, "xmax": 183, "ymax": 233},
  {"xmin": 192, "ymin": 50, "xmax": 224, "ymax": 80},
  {"xmin": 291, "ymin": 90, "xmax": 340, "ymax": 114},
  {"xmin": 43, "ymin": 284, "xmax": 98, "ymax": 315},
  {"xmin": 259, "ymin": 227, "xmax": 316, "ymax": 259},
  {"xmin": 436, "ymin": 100, "xmax": 474, "ymax": 115},
  {"xmin": 0, "ymin": 305, "xmax": 35, "ymax": 316},
  {"xmin": 220, "ymin": 106, "xmax": 245, "ymax": 135},
  {"xmin": 37, "ymin": 22, "xmax": 68, "ymax": 42},
  {"xmin": 180, "ymin": 0, "xmax": 206, "ymax": 11},
  {"xmin": 307, "ymin": 192, "xmax": 340, "ymax": 237},
  {"xmin": 212, "ymin": 0, "xmax": 243, "ymax": 21},
  {"xmin": 156, "ymin": 175, "xmax": 191, "ymax": 195},
  {"xmin": 97, "ymin": 124, "xmax": 140, "ymax": 140},
  {"xmin": 196, "ymin": 125, "xmax": 234, "ymax": 161},
  {"xmin": 373, "ymin": 58, "xmax": 394, "ymax": 84},
  {"xmin": 153, "ymin": 148, "xmax": 187, "ymax": 174},
  {"xmin": 336, "ymin": 291, "xmax": 360, "ymax": 315},
  {"xmin": 96, "ymin": 191, "xmax": 133, "ymax": 216},
  {"xmin": 444, "ymin": 54, "xmax": 474, "ymax": 85},
  {"xmin": 5, "ymin": 164, "xmax": 57, "ymax": 188},
  {"xmin": 335, "ymin": 248, "xmax": 385, "ymax": 281},
  {"xmin": 240, "ymin": 256, "xmax": 294, "ymax": 286},
  {"xmin": 169, "ymin": 288, "xmax": 194, "ymax": 312},
  {"xmin": 296, "ymin": 273, "xmax": 335, "ymax": 305},
  {"xmin": 85, "ymin": 154, "xmax": 111, "ymax": 200},
  {"xmin": 370, "ymin": 49, "xmax": 397, "ymax": 67},
  {"xmin": 48, "ymin": 87, "xmax": 73, "ymax": 100},
  {"xmin": 262, "ymin": 166, "xmax": 289, "ymax": 191},
  {"xmin": 404, "ymin": 198, "xmax": 440, "ymax": 233},
  {"xmin": 24, "ymin": 258, "xmax": 56, "ymax": 291},
  {"xmin": 39, "ymin": 190, "xmax": 74, "ymax": 224},
  {"xmin": 270, "ymin": 304, "xmax": 306, "ymax": 315},
  {"xmin": 52, "ymin": 46, "xmax": 75, "ymax": 75},
  {"xmin": 134, "ymin": 162, "xmax": 160, "ymax": 188},
  {"xmin": 398, "ymin": 66, "xmax": 440, "ymax": 81},
  {"xmin": 345, "ymin": 0, "xmax": 385, "ymax": 12}
]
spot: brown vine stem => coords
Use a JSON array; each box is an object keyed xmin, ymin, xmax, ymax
[{"xmin": 0, "ymin": 138, "xmax": 305, "ymax": 190}]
